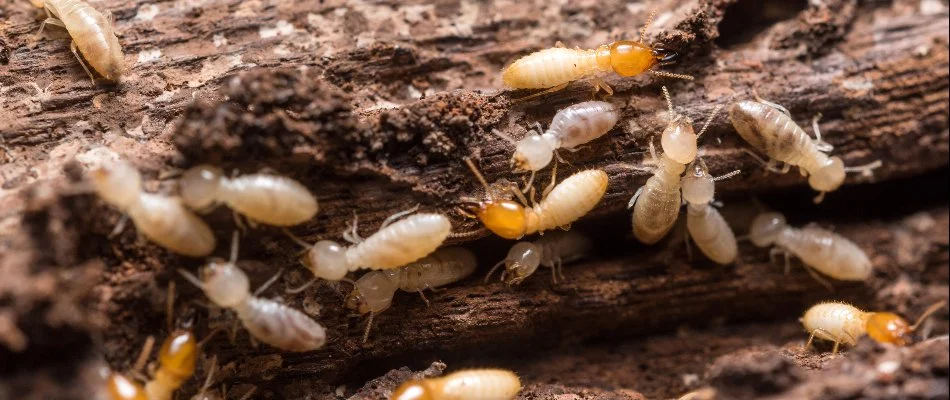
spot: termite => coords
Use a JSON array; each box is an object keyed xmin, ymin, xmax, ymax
[
  {"xmin": 178, "ymin": 232, "xmax": 327, "ymax": 352},
  {"xmin": 392, "ymin": 368, "xmax": 522, "ymax": 400},
  {"xmin": 501, "ymin": 10, "xmax": 690, "ymax": 98},
  {"xmin": 344, "ymin": 247, "xmax": 477, "ymax": 342},
  {"xmin": 90, "ymin": 161, "xmax": 216, "ymax": 257},
  {"xmin": 680, "ymin": 159, "xmax": 740, "ymax": 265},
  {"xmin": 284, "ymin": 207, "xmax": 452, "ymax": 287},
  {"xmin": 628, "ymin": 93, "xmax": 721, "ymax": 245},
  {"xmin": 749, "ymin": 211, "xmax": 872, "ymax": 288},
  {"xmin": 31, "ymin": 0, "xmax": 124, "ymax": 83},
  {"xmin": 462, "ymin": 159, "xmax": 608, "ymax": 240},
  {"xmin": 179, "ymin": 165, "xmax": 318, "ymax": 227},
  {"xmin": 801, "ymin": 300, "xmax": 947, "ymax": 353},
  {"xmin": 495, "ymin": 101, "xmax": 619, "ymax": 185},
  {"xmin": 728, "ymin": 95, "xmax": 881, "ymax": 203},
  {"xmin": 485, "ymin": 230, "xmax": 591, "ymax": 285}
]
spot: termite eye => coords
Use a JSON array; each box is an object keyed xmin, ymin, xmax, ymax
[
  {"xmin": 866, "ymin": 313, "xmax": 912, "ymax": 346},
  {"xmin": 158, "ymin": 331, "xmax": 197, "ymax": 376},
  {"xmin": 477, "ymin": 201, "xmax": 527, "ymax": 240},
  {"xmin": 180, "ymin": 165, "xmax": 225, "ymax": 210},
  {"xmin": 392, "ymin": 382, "xmax": 433, "ymax": 400},
  {"xmin": 608, "ymin": 40, "xmax": 657, "ymax": 76},
  {"xmin": 808, "ymin": 157, "xmax": 845, "ymax": 192}
]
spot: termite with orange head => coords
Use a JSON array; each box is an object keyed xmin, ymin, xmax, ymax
[
  {"xmin": 680, "ymin": 159, "xmax": 740, "ymax": 265},
  {"xmin": 728, "ymin": 94, "xmax": 881, "ymax": 203},
  {"xmin": 801, "ymin": 300, "xmax": 948, "ymax": 354},
  {"xmin": 461, "ymin": 158, "xmax": 608, "ymax": 240},
  {"xmin": 89, "ymin": 160, "xmax": 216, "ymax": 257},
  {"xmin": 179, "ymin": 165, "xmax": 318, "ymax": 227},
  {"xmin": 392, "ymin": 368, "xmax": 522, "ymax": 400},
  {"xmin": 32, "ymin": 0, "xmax": 124, "ymax": 84},
  {"xmin": 344, "ymin": 247, "xmax": 477, "ymax": 342},
  {"xmin": 485, "ymin": 230, "xmax": 591, "ymax": 285},
  {"xmin": 501, "ymin": 10, "xmax": 691, "ymax": 98},
  {"xmin": 178, "ymin": 232, "xmax": 327, "ymax": 352}
]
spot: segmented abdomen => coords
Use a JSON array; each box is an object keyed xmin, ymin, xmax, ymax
[
  {"xmin": 436, "ymin": 369, "xmax": 522, "ymax": 400},
  {"xmin": 801, "ymin": 302, "xmax": 866, "ymax": 345},
  {"xmin": 729, "ymin": 101, "xmax": 816, "ymax": 165},
  {"xmin": 50, "ymin": 0, "xmax": 118, "ymax": 75},
  {"xmin": 130, "ymin": 194, "xmax": 216, "ymax": 257},
  {"xmin": 346, "ymin": 213, "xmax": 452, "ymax": 271},
  {"xmin": 632, "ymin": 176, "xmax": 681, "ymax": 244},
  {"xmin": 398, "ymin": 247, "xmax": 477, "ymax": 292},
  {"xmin": 236, "ymin": 297, "xmax": 326, "ymax": 352},
  {"xmin": 548, "ymin": 101, "xmax": 619, "ymax": 149},
  {"xmin": 528, "ymin": 170, "xmax": 608, "ymax": 234},
  {"xmin": 502, "ymin": 48, "xmax": 600, "ymax": 89},
  {"xmin": 225, "ymin": 175, "xmax": 318, "ymax": 226},
  {"xmin": 782, "ymin": 226, "xmax": 872, "ymax": 281},
  {"xmin": 686, "ymin": 206, "xmax": 738, "ymax": 265}
]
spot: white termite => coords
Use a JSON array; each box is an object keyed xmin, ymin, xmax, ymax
[
  {"xmin": 680, "ymin": 159, "xmax": 740, "ymax": 265},
  {"xmin": 485, "ymin": 230, "xmax": 591, "ymax": 285},
  {"xmin": 749, "ymin": 211, "xmax": 872, "ymax": 287},
  {"xmin": 344, "ymin": 247, "xmax": 477, "ymax": 342},
  {"xmin": 32, "ymin": 0, "xmax": 124, "ymax": 83},
  {"xmin": 89, "ymin": 160, "xmax": 216, "ymax": 257},
  {"xmin": 392, "ymin": 368, "xmax": 522, "ymax": 400},
  {"xmin": 179, "ymin": 165, "xmax": 318, "ymax": 227},
  {"xmin": 178, "ymin": 232, "xmax": 327, "ymax": 352},
  {"xmin": 801, "ymin": 300, "xmax": 947, "ymax": 353}
]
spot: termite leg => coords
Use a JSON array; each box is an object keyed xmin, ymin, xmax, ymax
[
  {"xmin": 591, "ymin": 77, "xmax": 614, "ymax": 97},
  {"xmin": 361, "ymin": 312, "xmax": 376, "ymax": 344},
  {"xmin": 232, "ymin": 210, "xmax": 248, "ymax": 233},
  {"xmin": 108, "ymin": 214, "xmax": 129, "ymax": 238},
  {"xmin": 285, "ymin": 277, "xmax": 319, "ymax": 294},
  {"xmin": 810, "ymin": 113, "xmax": 834, "ymax": 153},
  {"xmin": 844, "ymin": 160, "xmax": 883, "ymax": 177},
  {"xmin": 37, "ymin": 16, "xmax": 65, "ymax": 37},
  {"xmin": 740, "ymin": 148, "xmax": 789, "ymax": 174},
  {"xmin": 627, "ymin": 187, "xmax": 644, "ymax": 209},
  {"xmin": 802, "ymin": 263, "xmax": 835, "ymax": 291},
  {"xmin": 513, "ymin": 82, "xmax": 570, "ymax": 103},
  {"xmin": 69, "ymin": 41, "xmax": 97, "ymax": 85},
  {"xmin": 509, "ymin": 184, "xmax": 531, "ymax": 207},
  {"xmin": 812, "ymin": 191, "xmax": 827, "ymax": 204},
  {"xmin": 417, "ymin": 290, "xmax": 430, "ymax": 307},
  {"xmin": 253, "ymin": 268, "xmax": 284, "ymax": 296},
  {"xmin": 520, "ymin": 170, "xmax": 536, "ymax": 194},
  {"xmin": 804, "ymin": 327, "xmax": 835, "ymax": 352},
  {"xmin": 751, "ymin": 89, "xmax": 790, "ymax": 117},
  {"xmin": 380, "ymin": 204, "xmax": 421, "ymax": 229},
  {"xmin": 541, "ymin": 162, "xmax": 559, "ymax": 199},
  {"xmin": 130, "ymin": 335, "xmax": 156, "ymax": 381},
  {"xmin": 768, "ymin": 247, "xmax": 787, "ymax": 272},
  {"xmin": 343, "ymin": 211, "xmax": 364, "ymax": 244},
  {"xmin": 557, "ymin": 259, "xmax": 566, "ymax": 282}
]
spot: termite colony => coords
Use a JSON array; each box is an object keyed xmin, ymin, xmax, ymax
[{"xmin": 29, "ymin": 1, "xmax": 943, "ymax": 398}]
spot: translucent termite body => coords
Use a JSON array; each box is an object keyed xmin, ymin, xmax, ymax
[
  {"xmin": 464, "ymin": 159, "xmax": 608, "ymax": 240},
  {"xmin": 680, "ymin": 161, "xmax": 739, "ymax": 265},
  {"xmin": 801, "ymin": 300, "xmax": 947, "ymax": 353},
  {"xmin": 501, "ymin": 12, "xmax": 684, "ymax": 96},
  {"xmin": 392, "ymin": 369, "xmax": 522, "ymax": 400},
  {"xmin": 729, "ymin": 99, "xmax": 880, "ymax": 203},
  {"xmin": 749, "ymin": 212, "xmax": 872, "ymax": 282},
  {"xmin": 486, "ymin": 230, "xmax": 591, "ymax": 285},
  {"xmin": 106, "ymin": 330, "xmax": 198, "ymax": 400},
  {"xmin": 32, "ymin": 0, "xmax": 124, "ymax": 83},
  {"xmin": 90, "ymin": 161, "xmax": 216, "ymax": 257},
  {"xmin": 179, "ymin": 234, "xmax": 326, "ymax": 352},
  {"xmin": 290, "ymin": 211, "xmax": 452, "ymax": 282},
  {"xmin": 507, "ymin": 101, "xmax": 619, "ymax": 172},
  {"xmin": 179, "ymin": 165, "xmax": 318, "ymax": 227}
]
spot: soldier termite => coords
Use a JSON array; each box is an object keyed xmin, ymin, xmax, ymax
[
  {"xmin": 179, "ymin": 165, "xmax": 318, "ymax": 227},
  {"xmin": 628, "ymin": 96, "xmax": 722, "ymax": 245},
  {"xmin": 284, "ymin": 208, "xmax": 452, "ymax": 289},
  {"xmin": 495, "ymin": 101, "xmax": 619, "ymax": 188},
  {"xmin": 178, "ymin": 232, "xmax": 327, "ymax": 352},
  {"xmin": 344, "ymin": 247, "xmax": 477, "ymax": 342},
  {"xmin": 680, "ymin": 159, "xmax": 740, "ymax": 265},
  {"xmin": 90, "ymin": 160, "xmax": 216, "ymax": 257},
  {"xmin": 485, "ymin": 230, "xmax": 591, "ymax": 285},
  {"xmin": 31, "ymin": 0, "xmax": 124, "ymax": 84},
  {"xmin": 801, "ymin": 300, "xmax": 948, "ymax": 354},
  {"xmin": 728, "ymin": 95, "xmax": 882, "ymax": 203},
  {"xmin": 501, "ymin": 10, "xmax": 690, "ymax": 98},
  {"xmin": 749, "ymin": 212, "xmax": 872, "ymax": 289},
  {"xmin": 392, "ymin": 368, "xmax": 522, "ymax": 400},
  {"xmin": 462, "ymin": 158, "xmax": 608, "ymax": 240}
]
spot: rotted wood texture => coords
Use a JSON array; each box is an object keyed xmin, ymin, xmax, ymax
[{"xmin": 0, "ymin": 0, "xmax": 948, "ymax": 399}]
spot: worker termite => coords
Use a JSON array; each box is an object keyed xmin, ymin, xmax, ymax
[
  {"xmin": 344, "ymin": 247, "xmax": 477, "ymax": 342},
  {"xmin": 31, "ymin": 0, "xmax": 124, "ymax": 83},
  {"xmin": 178, "ymin": 232, "xmax": 327, "ymax": 352},
  {"xmin": 496, "ymin": 101, "xmax": 619, "ymax": 184},
  {"xmin": 90, "ymin": 160, "xmax": 216, "ymax": 257},
  {"xmin": 628, "ymin": 94, "xmax": 721, "ymax": 245},
  {"xmin": 179, "ymin": 165, "xmax": 318, "ymax": 227},
  {"xmin": 801, "ymin": 300, "xmax": 947, "ymax": 353},
  {"xmin": 485, "ymin": 230, "xmax": 591, "ymax": 285},
  {"xmin": 501, "ymin": 10, "xmax": 690, "ymax": 98},
  {"xmin": 462, "ymin": 158, "xmax": 608, "ymax": 240},
  {"xmin": 284, "ymin": 208, "xmax": 452, "ymax": 287},
  {"xmin": 729, "ymin": 96, "xmax": 881, "ymax": 203},
  {"xmin": 680, "ymin": 159, "xmax": 740, "ymax": 265},
  {"xmin": 392, "ymin": 368, "xmax": 522, "ymax": 400},
  {"xmin": 749, "ymin": 212, "xmax": 872, "ymax": 288}
]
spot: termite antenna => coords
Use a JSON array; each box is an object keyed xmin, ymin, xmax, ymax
[
  {"xmin": 198, "ymin": 355, "xmax": 218, "ymax": 395},
  {"xmin": 662, "ymin": 86, "xmax": 675, "ymax": 119},
  {"xmin": 639, "ymin": 8, "xmax": 657, "ymax": 44},
  {"xmin": 281, "ymin": 228, "xmax": 313, "ymax": 250},
  {"xmin": 484, "ymin": 260, "xmax": 506, "ymax": 283},
  {"xmin": 911, "ymin": 300, "xmax": 948, "ymax": 331},
  {"xmin": 177, "ymin": 268, "xmax": 206, "ymax": 291},
  {"xmin": 229, "ymin": 231, "xmax": 240, "ymax": 264},
  {"xmin": 844, "ymin": 160, "xmax": 883, "ymax": 177},
  {"xmin": 713, "ymin": 170, "xmax": 741, "ymax": 182},
  {"xmin": 285, "ymin": 277, "xmax": 319, "ymax": 294},
  {"xmin": 697, "ymin": 104, "xmax": 724, "ymax": 139},
  {"xmin": 197, "ymin": 327, "xmax": 224, "ymax": 348},
  {"xmin": 464, "ymin": 158, "xmax": 493, "ymax": 200},
  {"xmin": 651, "ymin": 70, "xmax": 695, "ymax": 81},
  {"xmin": 491, "ymin": 129, "xmax": 517, "ymax": 145},
  {"xmin": 166, "ymin": 282, "xmax": 176, "ymax": 332},
  {"xmin": 131, "ymin": 335, "xmax": 155, "ymax": 375}
]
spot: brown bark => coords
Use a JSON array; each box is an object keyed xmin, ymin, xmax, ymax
[{"xmin": 0, "ymin": 0, "xmax": 948, "ymax": 399}]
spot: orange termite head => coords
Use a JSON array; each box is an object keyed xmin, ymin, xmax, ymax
[
  {"xmin": 106, "ymin": 373, "xmax": 147, "ymax": 400},
  {"xmin": 865, "ymin": 312, "xmax": 912, "ymax": 346},
  {"xmin": 607, "ymin": 40, "xmax": 660, "ymax": 77},
  {"xmin": 391, "ymin": 380, "xmax": 435, "ymax": 400},
  {"xmin": 471, "ymin": 200, "xmax": 527, "ymax": 240},
  {"xmin": 157, "ymin": 330, "xmax": 198, "ymax": 379}
]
